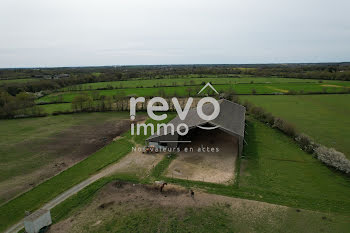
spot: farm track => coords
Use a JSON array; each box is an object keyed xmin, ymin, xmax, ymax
[{"xmin": 3, "ymin": 151, "xmax": 138, "ymax": 233}]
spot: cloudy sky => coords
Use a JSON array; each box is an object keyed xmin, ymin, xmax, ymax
[{"xmin": 0, "ymin": 0, "xmax": 349, "ymax": 67}]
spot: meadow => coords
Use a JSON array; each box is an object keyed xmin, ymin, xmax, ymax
[
  {"xmin": 0, "ymin": 135, "xmax": 133, "ymax": 232},
  {"xmin": 0, "ymin": 78, "xmax": 38, "ymax": 84},
  {"xmin": 0, "ymin": 112, "xmax": 131, "ymax": 205},
  {"xmin": 39, "ymin": 103, "xmax": 72, "ymax": 114},
  {"xmin": 238, "ymin": 118, "xmax": 350, "ymax": 211},
  {"xmin": 45, "ymin": 117, "xmax": 350, "ymax": 233},
  {"xmin": 2, "ymin": 102, "xmax": 350, "ymax": 232},
  {"xmin": 2, "ymin": 73, "xmax": 350, "ymax": 232},
  {"xmin": 38, "ymin": 81, "xmax": 350, "ymax": 104},
  {"xmin": 152, "ymin": 117, "xmax": 350, "ymax": 215},
  {"xmin": 240, "ymin": 94, "xmax": 350, "ymax": 158},
  {"xmin": 63, "ymin": 76, "xmax": 321, "ymax": 90}
]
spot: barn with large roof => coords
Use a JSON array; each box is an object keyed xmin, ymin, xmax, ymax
[{"xmin": 146, "ymin": 99, "xmax": 246, "ymax": 156}]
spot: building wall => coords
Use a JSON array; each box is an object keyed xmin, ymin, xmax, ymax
[
  {"xmin": 147, "ymin": 126, "xmax": 244, "ymax": 156},
  {"xmin": 24, "ymin": 210, "xmax": 52, "ymax": 233},
  {"xmin": 147, "ymin": 133, "xmax": 179, "ymax": 148}
]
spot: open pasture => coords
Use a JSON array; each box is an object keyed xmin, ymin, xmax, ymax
[
  {"xmin": 0, "ymin": 78, "xmax": 38, "ymax": 84},
  {"xmin": 2, "ymin": 108, "xmax": 350, "ymax": 232},
  {"xmin": 46, "ymin": 117, "xmax": 350, "ymax": 233},
  {"xmin": 39, "ymin": 81, "xmax": 350, "ymax": 104},
  {"xmin": 239, "ymin": 118, "xmax": 350, "ymax": 210},
  {"xmin": 39, "ymin": 103, "xmax": 72, "ymax": 114},
  {"xmin": 241, "ymin": 94, "xmax": 350, "ymax": 158},
  {"xmin": 62, "ymin": 76, "xmax": 321, "ymax": 91},
  {"xmin": 0, "ymin": 112, "xmax": 132, "ymax": 205},
  {"xmin": 49, "ymin": 182, "xmax": 350, "ymax": 233}
]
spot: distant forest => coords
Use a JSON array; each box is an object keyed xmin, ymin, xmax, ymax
[{"xmin": 0, "ymin": 63, "xmax": 350, "ymax": 118}]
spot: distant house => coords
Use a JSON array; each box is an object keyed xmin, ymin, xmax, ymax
[
  {"xmin": 146, "ymin": 99, "xmax": 246, "ymax": 156},
  {"xmin": 53, "ymin": 74, "xmax": 70, "ymax": 79},
  {"xmin": 35, "ymin": 74, "xmax": 70, "ymax": 79}
]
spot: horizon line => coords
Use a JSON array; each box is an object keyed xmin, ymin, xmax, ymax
[{"xmin": 1, "ymin": 61, "xmax": 350, "ymax": 70}]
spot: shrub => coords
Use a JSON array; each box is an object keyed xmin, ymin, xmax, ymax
[
  {"xmin": 295, "ymin": 133, "xmax": 318, "ymax": 153},
  {"xmin": 262, "ymin": 112, "xmax": 275, "ymax": 125},
  {"xmin": 250, "ymin": 106, "xmax": 275, "ymax": 125},
  {"xmin": 251, "ymin": 106, "xmax": 265, "ymax": 118},
  {"xmin": 52, "ymin": 110, "xmax": 74, "ymax": 115},
  {"xmin": 242, "ymin": 100, "xmax": 253, "ymax": 112},
  {"xmin": 287, "ymin": 90, "xmax": 297, "ymax": 95},
  {"xmin": 272, "ymin": 117, "xmax": 297, "ymax": 137},
  {"xmin": 314, "ymin": 146, "xmax": 350, "ymax": 173}
]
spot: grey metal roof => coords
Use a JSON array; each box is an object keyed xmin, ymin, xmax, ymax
[
  {"xmin": 147, "ymin": 99, "xmax": 245, "ymax": 140},
  {"xmin": 24, "ymin": 209, "xmax": 50, "ymax": 221}
]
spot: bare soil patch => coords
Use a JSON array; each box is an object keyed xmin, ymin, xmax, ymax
[
  {"xmin": 98, "ymin": 145, "xmax": 165, "ymax": 177},
  {"xmin": 266, "ymin": 86, "xmax": 289, "ymax": 93},
  {"xmin": 321, "ymin": 84, "xmax": 343, "ymax": 88},
  {"xmin": 166, "ymin": 128, "xmax": 237, "ymax": 183},
  {"xmin": 48, "ymin": 182, "xmax": 287, "ymax": 233},
  {"xmin": 0, "ymin": 115, "xmax": 145, "ymax": 204}
]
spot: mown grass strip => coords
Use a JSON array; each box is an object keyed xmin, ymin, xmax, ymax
[
  {"xmin": 150, "ymin": 153, "xmax": 177, "ymax": 179},
  {"xmin": 160, "ymin": 176, "xmax": 350, "ymax": 216},
  {"xmin": 0, "ymin": 138, "xmax": 133, "ymax": 232}
]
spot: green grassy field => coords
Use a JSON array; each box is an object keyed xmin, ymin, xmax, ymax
[
  {"xmin": 240, "ymin": 94, "xmax": 350, "ymax": 158},
  {"xmin": 62, "ymin": 76, "xmax": 322, "ymax": 90},
  {"xmin": 46, "ymin": 117, "xmax": 350, "ymax": 233},
  {"xmin": 38, "ymin": 81, "xmax": 350, "ymax": 104},
  {"xmin": 39, "ymin": 103, "xmax": 72, "ymax": 114},
  {"xmin": 0, "ymin": 78, "xmax": 38, "ymax": 84},
  {"xmin": 0, "ymin": 136, "xmax": 133, "ymax": 232},
  {"xmin": 239, "ymin": 118, "xmax": 350, "ymax": 207},
  {"xmin": 0, "ymin": 112, "xmax": 131, "ymax": 208},
  {"xmin": 0, "ymin": 112, "xmax": 129, "ymax": 184},
  {"xmin": 39, "ymin": 101, "xmax": 106, "ymax": 114},
  {"xmin": 2, "ymin": 78, "xmax": 350, "ymax": 232},
  {"xmin": 156, "ymin": 118, "xmax": 350, "ymax": 215},
  {"xmin": 3, "ymin": 114, "xmax": 350, "ymax": 232},
  {"xmin": 0, "ymin": 114, "xmax": 167, "ymax": 232}
]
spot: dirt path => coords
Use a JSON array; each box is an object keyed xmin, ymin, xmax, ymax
[{"xmin": 4, "ymin": 144, "xmax": 163, "ymax": 233}]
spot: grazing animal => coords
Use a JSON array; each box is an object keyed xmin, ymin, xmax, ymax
[{"xmin": 160, "ymin": 182, "xmax": 168, "ymax": 192}]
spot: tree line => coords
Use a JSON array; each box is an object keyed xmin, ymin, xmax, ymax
[
  {"xmin": 1, "ymin": 63, "xmax": 350, "ymax": 118},
  {"xmin": 0, "ymin": 90, "xmax": 45, "ymax": 118}
]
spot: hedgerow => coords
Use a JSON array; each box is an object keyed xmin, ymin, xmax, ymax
[{"xmin": 242, "ymin": 99, "xmax": 350, "ymax": 174}]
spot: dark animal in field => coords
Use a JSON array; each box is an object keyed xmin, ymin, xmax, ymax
[
  {"xmin": 160, "ymin": 183, "xmax": 168, "ymax": 192},
  {"xmin": 154, "ymin": 181, "xmax": 168, "ymax": 192}
]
